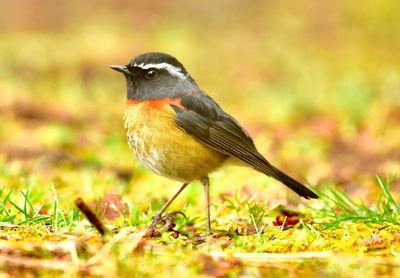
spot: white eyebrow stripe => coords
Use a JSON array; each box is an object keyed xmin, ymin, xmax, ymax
[{"xmin": 133, "ymin": 62, "xmax": 187, "ymax": 79}]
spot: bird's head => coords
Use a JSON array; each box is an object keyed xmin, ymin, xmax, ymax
[{"xmin": 111, "ymin": 52, "xmax": 198, "ymax": 100}]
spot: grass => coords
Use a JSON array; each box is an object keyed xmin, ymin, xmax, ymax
[
  {"xmin": 1, "ymin": 172, "xmax": 400, "ymax": 276},
  {"xmin": 1, "ymin": 175, "xmax": 399, "ymax": 236},
  {"xmin": 0, "ymin": 185, "xmax": 81, "ymax": 230},
  {"xmin": 1, "ymin": 175, "xmax": 399, "ymax": 228},
  {"xmin": 1, "ymin": 146, "xmax": 399, "ymax": 277},
  {"xmin": 310, "ymin": 175, "xmax": 400, "ymax": 228}
]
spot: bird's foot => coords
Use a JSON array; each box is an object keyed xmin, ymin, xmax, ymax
[{"xmin": 145, "ymin": 211, "xmax": 187, "ymax": 237}]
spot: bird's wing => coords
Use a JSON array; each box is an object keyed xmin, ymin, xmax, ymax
[
  {"xmin": 171, "ymin": 91, "xmax": 274, "ymax": 175},
  {"xmin": 171, "ymin": 91, "xmax": 318, "ymax": 199}
]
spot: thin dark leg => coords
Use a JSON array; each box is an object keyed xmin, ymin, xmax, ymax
[
  {"xmin": 200, "ymin": 176, "xmax": 211, "ymax": 235},
  {"xmin": 147, "ymin": 183, "xmax": 188, "ymax": 233}
]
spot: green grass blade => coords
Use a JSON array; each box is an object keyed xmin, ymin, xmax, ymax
[{"xmin": 377, "ymin": 175, "xmax": 400, "ymax": 214}]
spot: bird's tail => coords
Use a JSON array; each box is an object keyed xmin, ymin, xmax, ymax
[
  {"xmin": 268, "ymin": 165, "xmax": 318, "ymax": 199},
  {"xmin": 226, "ymin": 146, "xmax": 318, "ymax": 199},
  {"xmin": 254, "ymin": 156, "xmax": 318, "ymax": 199}
]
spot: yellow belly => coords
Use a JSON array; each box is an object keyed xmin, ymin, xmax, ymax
[{"xmin": 124, "ymin": 102, "xmax": 227, "ymax": 182}]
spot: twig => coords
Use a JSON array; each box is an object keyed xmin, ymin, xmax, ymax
[
  {"xmin": 75, "ymin": 197, "xmax": 106, "ymax": 235},
  {"xmin": 250, "ymin": 213, "xmax": 260, "ymax": 236},
  {"xmin": 280, "ymin": 216, "xmax": 287, "ymax": 231}
]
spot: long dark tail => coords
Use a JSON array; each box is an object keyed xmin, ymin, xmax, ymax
[
  {"xmin": 268, "ymin": 165, "xmax": 318, "ymax": 199},
  {"xmin": 252, "ymin": 155, "xmax": 318, "ymax": 199}
]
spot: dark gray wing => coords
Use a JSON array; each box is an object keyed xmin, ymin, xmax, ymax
[{"xmin": 171, "ymin": 92, "xmax": 318, "ymax": 199}]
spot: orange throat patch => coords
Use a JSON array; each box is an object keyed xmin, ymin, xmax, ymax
[{"xmin": 126, "ymin": 98, "xmax": 184, "ymax": 110}]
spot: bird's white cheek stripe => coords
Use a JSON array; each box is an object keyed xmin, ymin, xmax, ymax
[{"xmin": 133, "ymin": 62, "xmax": 187, "ymax": 79}]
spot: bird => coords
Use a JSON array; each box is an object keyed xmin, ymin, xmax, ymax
[{"xmin": 110, "ymin": 52, "xmax": 318, "ymax": 235}]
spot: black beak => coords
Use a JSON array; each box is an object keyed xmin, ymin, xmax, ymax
[{"xmin": 110, "ymin": 65, "xmax": 131, "ymax": 75}]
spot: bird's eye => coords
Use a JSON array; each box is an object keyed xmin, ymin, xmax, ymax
[{"xmin": 145, "ymin": 70, "xmax": 158, "ymax": 80}]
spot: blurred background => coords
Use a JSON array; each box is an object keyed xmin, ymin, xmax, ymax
[{"xmin": 0, "ymin": 0, "xmax": 399, "ymax": 205}]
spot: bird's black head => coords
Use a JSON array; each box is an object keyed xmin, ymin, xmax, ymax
[{"xmin": 111, "ymin": 52, "xmax": 198, "ymax": 101}]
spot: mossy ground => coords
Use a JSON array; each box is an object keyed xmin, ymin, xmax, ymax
[{"xmin": 1, "ymin": 1, "xmax": 400, "ymax": 277}]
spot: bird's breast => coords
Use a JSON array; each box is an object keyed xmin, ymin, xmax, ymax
[{"xmin": 123, "ymin": 99, "xmax": 227, "ymax": 182}]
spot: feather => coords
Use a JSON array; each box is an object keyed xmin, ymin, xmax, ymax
[{"xmin": 171, "ymin": 92, "xmax": 318, "ymax": 199}]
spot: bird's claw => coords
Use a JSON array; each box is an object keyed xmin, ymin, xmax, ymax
[{"xmin": 145, "ymin": 211, "xmax": 187, "ymax": 237}]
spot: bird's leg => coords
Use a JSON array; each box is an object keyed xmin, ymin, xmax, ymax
[
  {"xmin": 147, "ymin": 183, "xmax": 188, "ymax": 234},
  {"xmin": 200, "ymin": 176, "xmax": 212, "ymax": 235}
]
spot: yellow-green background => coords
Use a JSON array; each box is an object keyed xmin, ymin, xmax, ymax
[
  {"xmin": 1, "ymin": 0, "xmax": 399, "ymax": 200},
  {"xmin": 1, "ymin": 1, "xmax": 400, "ymax": 276}
]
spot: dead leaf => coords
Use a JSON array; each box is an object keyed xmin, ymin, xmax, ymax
[
  {"xmin": 88, "ymin": 193, "xmax": 130, "ymax": 221},
  {"xmin": 273, "ymin": 209, "xmax": 301, "ymax": 227}
]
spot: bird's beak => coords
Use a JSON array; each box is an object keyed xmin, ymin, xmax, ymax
[{"xmin": 110, "ymin": 65, "xmax": 130, "ymax": 75}]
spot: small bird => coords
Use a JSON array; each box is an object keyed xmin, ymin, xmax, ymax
[{"xmin": 111, "ymin": 52, "xmax": 318, "ymax": 235}]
